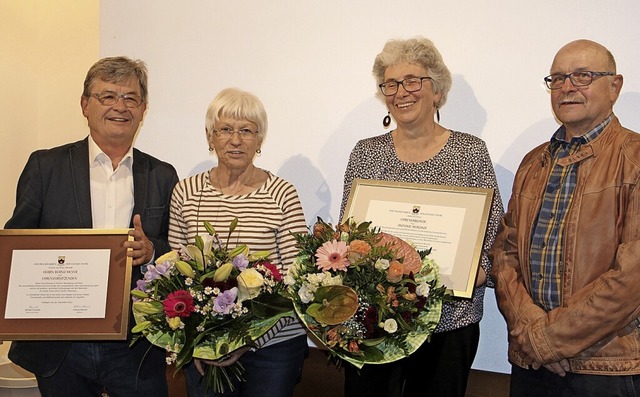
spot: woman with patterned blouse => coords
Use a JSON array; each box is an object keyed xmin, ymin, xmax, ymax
[
  {"xmin": 340, "ymin": 37, "xmax": 504, "ymax": 397},
  {"xmin": 169, "ymin": 88, "xmax": 308, "ymax": 397}
]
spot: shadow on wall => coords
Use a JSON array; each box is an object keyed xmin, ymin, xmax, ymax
[
  {"xmin": 277, "ymin": 155, "xmax": 332, "ymax": 227},
  {"xmin": 616, "ymin": 91, "xmax": 640, "ymax": 132},
  {"xmin": 444, "ymin": 75, "xmax": 488, "ymax": 138}
]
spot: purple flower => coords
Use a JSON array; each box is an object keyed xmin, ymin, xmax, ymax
[
  {"xmin": 132, "ymin": 279, "xmax": 151, "ymax": 302},
  {"xmin": 213, "ymin": 287, "xmax": 238, "ymax": 314},
  {"xmin": 232, "ymin": 254, "xmax": 249, "ymax": 271},
  {"xmin": 144, "ymin": 261, "xmax": 172, "ymax": 281},
  {"xmin": 135, "ymin": 279, "xmax": 150, "ymax": 291}
]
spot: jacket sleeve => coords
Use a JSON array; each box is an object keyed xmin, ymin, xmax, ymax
[
  {"xmin": 490, "ymin": 196, "xmax": 548, "ymax": 329},
  {"xmin": 5, "ymin": 152, "xmax": 45, "ymax": 229}
]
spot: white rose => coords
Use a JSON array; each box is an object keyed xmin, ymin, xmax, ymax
[
  {"xmin": 416, "ymin": 282, "xmax": 431, "ymax": 297},
  {"xmin": 321, "ymin": 274, "xmax": 343, "ymax": 286},
  {"xmin": 298, "ymin": 283, "xmax": 315, "ymax": 304},
  {"xmin": 383, "ymin": 318, "xmax": 398, "ymax": 334},
  {"xmin": 283, "ymin": 273, "xmax": 295, "ymax": 286},
  {"xmin": 375, "ymin": 258, "xmax": 390, "ymax": 270},
  {"xmin": 307, "ymin": 272, "xmax": 326, "ymax": 285}
]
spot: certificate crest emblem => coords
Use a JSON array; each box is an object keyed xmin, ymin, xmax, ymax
[
  {"xmin": 412, "ymin": 205, "xmax": 421, "ymax": 214},
  {"xmin": 58, "ymin": 256, "xmax": 66, "ymax": 265}
]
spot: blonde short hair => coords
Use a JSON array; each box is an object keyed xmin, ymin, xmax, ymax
[{"xmin": 205, "ymin": 88, "xmax": 268, "ymax": 141}]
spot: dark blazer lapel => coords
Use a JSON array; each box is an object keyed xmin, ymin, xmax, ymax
[
  {"xmin": 69, "ymin": 138, "xmax": 93, "ymax": 228},
  {"xmin": 131, "ymin": 148, "xmax": 149, "ymax": 227}
]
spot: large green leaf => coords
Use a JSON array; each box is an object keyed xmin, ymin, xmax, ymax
[{"xmin": 306, "ymin": 285, "xmax": 358, "ymax": 325}]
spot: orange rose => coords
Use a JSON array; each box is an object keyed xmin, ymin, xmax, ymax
[
  {"xmin": 347, "ymin": 240, "xmax": 372, "ymax": 263},
  {"xmin": 387, "ymin": 260, "xmax": 404, "ymax": 283}
]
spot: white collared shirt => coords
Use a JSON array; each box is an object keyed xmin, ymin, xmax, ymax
[{"xmin": 88, "ymin": 135, "xmax": 134, "ymax": 229}]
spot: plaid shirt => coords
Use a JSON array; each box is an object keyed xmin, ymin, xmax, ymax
[{"xmin": 529, "ymin": 115, "xmax": 612, "ymax": 311}]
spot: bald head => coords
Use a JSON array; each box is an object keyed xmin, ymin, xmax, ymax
[{"xmin": 552, "ymin": 39, "xmax": 616, "ymax": 74}]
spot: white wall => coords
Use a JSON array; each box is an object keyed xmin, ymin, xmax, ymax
[{"xmin": 100, "ymin": 0, "xmax": 640, "ymax": 373}]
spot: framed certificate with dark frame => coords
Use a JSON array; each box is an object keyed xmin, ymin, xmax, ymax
[
  {"xmin": 0, "ymin": 229, "xmax": 133, "ymax": 340},
  {"xmin": 342, "ymin": 179, "xmax": 494, "ymax": 298}
]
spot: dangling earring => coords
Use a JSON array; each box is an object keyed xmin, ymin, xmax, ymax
[
  {"xmin": 383, "ymin": 111, "xmax": 391, "ymax": 128},
  {"xmin": 209, "ymin": 147, "xmax": 215, "ymax": 156},
  {"xmin": 436, "ymin": 108, "xmax": 441, "ymax": 123},
  {"xmin": 256, "ymin": 148, "xmax": 262, "ymax": 157}
]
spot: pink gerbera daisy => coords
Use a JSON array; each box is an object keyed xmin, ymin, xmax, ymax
[{"xmin": 315, "ymin": 240, "xmax": 349, "ymax": 271}]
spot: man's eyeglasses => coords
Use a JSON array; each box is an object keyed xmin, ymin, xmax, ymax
[
  {"xmin": 543, "ymin": 71, "xmax": 614, "ymax": 90},
  {"xmin": 213, "ymin": 127, "xmax": 259, "ymax": 140},
  {"xmin": 379, "ymin": 77, "xmax": 433, "ymax": 96},
  {"xmin": 89, "ymin": 92, "xmax": 144, "ymax": 108}
]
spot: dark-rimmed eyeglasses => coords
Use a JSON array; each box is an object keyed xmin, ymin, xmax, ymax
[
  {"xmin": 88, "ymin": 92, "xmax": 144, "ymax": 108},
  {"xmin": 543, "ymin": 71, "xmax": 614, "ymax": 90},
  {"xmin": 379, "ymin": 77, "xmax": 433, "ymax": 96},
  {"xmin": 213, "ymin": 127, "xmax": 259, "ymax": 140}
]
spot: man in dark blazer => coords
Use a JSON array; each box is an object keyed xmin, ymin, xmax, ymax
[{"xmin": 4, "ymin": 56, "xmax": 178, "ymax": 396}]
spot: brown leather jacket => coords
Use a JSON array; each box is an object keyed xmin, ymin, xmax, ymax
[{"xmin": 490, "ymin": 116, "xmax": 640, "ymax": 374}]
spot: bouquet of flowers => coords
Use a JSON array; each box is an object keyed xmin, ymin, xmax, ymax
[
  {"xmin": 131, "ymin": 219, "xmax": 293, "ymax": 393},
  {"xmin": 285, "ymin": 217, "xmax": 446, "ymax": 368}
]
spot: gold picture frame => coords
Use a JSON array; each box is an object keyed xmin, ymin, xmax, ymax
[
  {"xmin": 0, "ymin": 229, "xmax": 133, "ymax": 340},
  {"xmin": 342, "ymin": 179, "xmax": 494, "ymax": 298}
]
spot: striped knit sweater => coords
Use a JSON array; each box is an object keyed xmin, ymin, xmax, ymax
[{"xmin": 168, "ymin": 169, "xmax": 308, "ymax": 347}]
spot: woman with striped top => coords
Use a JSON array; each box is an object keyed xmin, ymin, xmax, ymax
[{"xmin": 169, "ymin": 87, "xmax": 309, "ymax": 397}]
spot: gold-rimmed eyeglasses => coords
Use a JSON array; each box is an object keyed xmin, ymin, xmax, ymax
[
  {"xmin": 88, "ymin": 92, "xmax": 144, "ymax": 108},
  {"xmin": 213, "ymin": 127, "xmax": 259, "ymax": 140}
]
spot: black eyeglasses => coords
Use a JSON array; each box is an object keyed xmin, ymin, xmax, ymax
[
  {"xmin": 379, "ymin": 77, "xmax": 433, "ymax": 96},
  {"xmin": 88, "ymin": 92, "xmax": 144, "ymax": 108},
  {"xmin": 543, "ymin": 71, "xmax": 614, "ymax": 90}
]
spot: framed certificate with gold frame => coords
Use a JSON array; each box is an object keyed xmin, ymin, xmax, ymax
[
  {"xmin": 342, "ymin": 179, "xmax": 494, "ymax": 298},
  {"xmin": 0, "ymin": 229, "xmax": 133, "ymax": 340}
]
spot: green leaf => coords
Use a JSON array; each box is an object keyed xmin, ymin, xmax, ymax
[
  {"xmin": 204, "ymin": 220, "xmax": 216, "ymax": 236},
  {"xmin": 360, "ymin": 337, "xmax": 385, "ymax": 347},
  {"xmin": 175, "ymin": 260, "xmax": 196, "ymax": 278},
  {"xmin": 229, "ymin": 217, "xmax": 239, "ymax": 234},
  {"xmin": 131, "ymin": 320, "xmax": 152, "ymax": 333},
  {"xmin": 249, "ymin": 294, "xmax": 293, "ymax": 318},
  {"xmin": 199, "ymin": 270, "xmax": 217, "ymax": 283},
  {"xmin": 130, "ymin": 289, "xmax": 148, "ymax": 299},
  {"xmin": 228, "ymin": 244, "xmax": 248, "ymax": 259},
  {"xmin": 195, "ymin": 235, "xmax": 204, "ymax": 251},
  {"xmin": 132, "ymin": 301, "xmax": 164, "ymax": 315},
  {"xmin": 306, "ymin": 286, "xmax": 358, "ymax": 325},
  {"xmin": 248, "ymin": 250, "xmax": 271, "ymax": 261},
  {"xmin": 185, "ymin": 245, "xmax": 204, "ymax": 271}
]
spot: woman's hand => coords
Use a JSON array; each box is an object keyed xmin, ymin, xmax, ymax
[
  {"xmin": 194, "ymin": 346, "xmax": 252, "ymax": 375},
  {"xmin": 475, "ymin": 267, "xmax": 487, "ymax": 287}
]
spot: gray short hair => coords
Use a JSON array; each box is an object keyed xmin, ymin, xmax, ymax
[
  {"xmin": 373, "ymin": 37, "xmax": 452, "ymax": 108},
  {"xmin": 83, "ymin": 56, "xmax": 149, "ymax": 102}
]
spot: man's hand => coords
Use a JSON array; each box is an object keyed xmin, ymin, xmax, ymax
[
  {"xmin": 510, "ymin": 325, "xmax": 538, "ymax": 365},
  {"xmin": 124, "ymin": 214, "xmax": 154, "ymax": 266},
  {"xmin": 511, "ymin": 326, "xmax": 571, "ymax": 377},
  {"xmin": 532, "ymin": 359, "xmax": 570, "ymax": 377}
]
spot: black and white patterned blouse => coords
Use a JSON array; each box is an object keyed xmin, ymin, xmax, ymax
[{"xmin": 340, "ymin": 131, "xmax": 504, "ymax": 333}]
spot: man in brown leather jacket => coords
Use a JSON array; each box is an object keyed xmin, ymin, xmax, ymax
[{"xmin": 491, "ymin": 39, "xmax": 640, "ymax": 396}]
